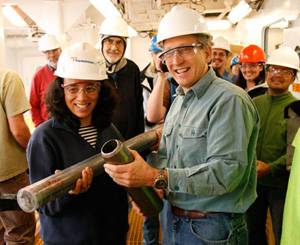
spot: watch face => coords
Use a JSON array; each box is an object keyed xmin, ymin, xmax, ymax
[{"xmin": 155, "ymin": 179, "xmax": 167, "ymax": 189}]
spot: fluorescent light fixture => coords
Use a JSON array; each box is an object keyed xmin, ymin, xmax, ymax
[
  {"xmin": 2, "ymin": 4, "xmax": 27, "ymax": 27},
  {"xmin": 89, "ymin": 0, "xmax": 121, "ymax": 18},
  {"xmin": 227, "ymin": 0, "xmax": 252, "ymax": 24},
  {"xmin": 270, "ymin": 19, "xmax": 289, "ymax": 28},
  {"xmin": 207, "ymin": 20, "xmax": 232, "ymax": 31}
]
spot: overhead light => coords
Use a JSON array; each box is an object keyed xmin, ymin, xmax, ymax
[
  {"xmin": 89, "ymin": 0, "xmax": 121, "ymax": 18},
  {"xmin": 227, "ymin": 0, "xmax": 252, "ymax": 24},
  {"xmin": 90, "ymin": 0, "xmax": 138, "ymax": 37},
  {"xmin": 2, "ymin": 4, "xmax": 27, "ymax": 27},
  {"xmin": 270, "ymin": 19, "xmax": 289, "ymax": 28},
  {"xmin": 207, "ymin": 20, "xmax": 232, "ymax": 31}
]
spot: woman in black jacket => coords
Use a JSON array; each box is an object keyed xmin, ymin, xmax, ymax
[{"xmin": 27, "ymin": 42, "xmax": 128, "ymax": 245}]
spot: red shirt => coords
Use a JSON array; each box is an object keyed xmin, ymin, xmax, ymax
[{"xmin": 30, "ymin": 65, "xmax": 56, "ymax": 127}]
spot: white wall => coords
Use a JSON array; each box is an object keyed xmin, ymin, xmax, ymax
[
  {"xmin": 283, "ymin": 26, "xmax": 300, "ymax": 49},
  {"xmin": 129, "ymin": 35, "xmax": 151, "ymax": 70},
  {"xmin": 6, "ymin": 46, "xmax": 44, "ymax": 97}
]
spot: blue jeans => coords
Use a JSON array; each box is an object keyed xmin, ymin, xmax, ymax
[
  {"xmin": 160, "ymin": 201, "xmax": 248, "ymax": 245},
  {"xmin": 143, "ymin": 216, "xmax": 160, "ymax": 245},
  {"xmin": 143, "ymin": 152, "xmax": 161, "ymax": 245}
]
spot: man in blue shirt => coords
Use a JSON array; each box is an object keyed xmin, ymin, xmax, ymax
[
  {"xmin": 211, "ymin": 36, "xmax": 233, "ymax": 82},
  {"xmin": 105, "ymin": 6, "xmax": 259, "ymax": 245}
]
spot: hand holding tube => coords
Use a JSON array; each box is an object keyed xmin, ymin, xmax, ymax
[{"xmin": 102, "ymin": 140, "xmax": 163, "ymax": 217}]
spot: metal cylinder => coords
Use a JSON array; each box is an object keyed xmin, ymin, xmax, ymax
[
  {"xmin": 101, "ymin": 139, "xmax": 163, "ymax": 217},
  {"xmin": 17, "ymin": 125, "xmax": 163, "ymax": 213},
  {"xmin": 17, "ymin": 154, "xmax": 105, "ymax": 213}
]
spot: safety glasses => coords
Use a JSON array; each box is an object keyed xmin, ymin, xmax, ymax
[
  {"xmin": 61, "ymin": 83, "xmax": 100, "ymax": 97},
  {"xmin": 159, "ymin": 43, "xmax": 204, "ymax": 63}
]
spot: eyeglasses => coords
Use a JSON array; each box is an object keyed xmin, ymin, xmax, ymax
[
  {"xmin": 267, "ymin": 67, "xmax": 295, "ymax": 76},
  {"xmin": 103, "ymin": 38, "xmax": 124, "ymax": 47},
  {"xmin": 61, "ymin": 83, "xmax": 100, "ymax": 96},
  {"xmin": 160, "ymin": 43, "xmax": 204, "ymax": 63},
  {"xmin": 240, "ymin": 63, "xmax": 263, "ymax": 70}
]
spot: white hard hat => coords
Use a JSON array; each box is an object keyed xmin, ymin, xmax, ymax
[
  {"xmin": 99, "ymin": 16, "xmax": 129, "ymax": 38},
  {"xmin": 267, "ymin": 46, "xmax": 300, "ymax": 71},
  {"xmin": 212, "ymin": 36, "xmax": 231, "ymax": 52},
  {"xmin": 38, "ymin": 34, "xmax": 61, "ymax": 52},
  {"xmin": 156, "ymin": 5, "xmax": 209, "ymax": 45},
  {"xmin": 55, "ymin": 42, "xmax": 108, "ymax": 80}
]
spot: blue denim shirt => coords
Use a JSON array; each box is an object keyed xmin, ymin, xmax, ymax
[
  {"xmin": 155, "ymin": 68, "xmax": 259, "ymax": 213},
  {"xmin": 222, "ymin": 69, "xmax": 233, "ymax": 83}
]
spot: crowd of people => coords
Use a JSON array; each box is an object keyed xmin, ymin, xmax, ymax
[{"xmin": 0, "ymin": 4, "xmax": 299, "ymax": 245}]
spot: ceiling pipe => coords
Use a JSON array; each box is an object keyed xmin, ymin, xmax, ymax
[{"xmin": 261, "ymin": 17, "xmax": 287, "ymax": 53}]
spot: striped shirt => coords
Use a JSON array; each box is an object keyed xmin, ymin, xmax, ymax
[{"xmin": 78, "ymin": 126, "xmax": 98, "ymax": 148}]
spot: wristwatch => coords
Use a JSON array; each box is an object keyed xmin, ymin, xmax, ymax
[{"xmin": 154, "ymin": 168, "xmax": 168, "ymax": 189}]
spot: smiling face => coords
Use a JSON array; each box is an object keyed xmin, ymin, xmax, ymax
[
  {"xmin": 212, "ymin": 48, "xmax": 227, "ymax": 70},
  {"xmin": 240, "ymin": 62, "xmax": 264, "ymax": 83},
  {"xmin": 162, "ymin": 35, "xmax": 211, "ymax": 90},
  {"xmin": 101, "ymin": 36, "xmax": 125, "ymax": 64},
  {"xmin": 266, "ymin": 65, "xmax": 296, "ymax": 96},
  {"xmin": 44, "ymin": 48, "xmax": 61, "ymax": 69},
  {"xmin": 63, "ymin": 79, "xmax": 100, "ymax": 126}
]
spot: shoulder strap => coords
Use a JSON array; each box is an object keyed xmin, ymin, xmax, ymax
[{"xmin": 140, "ymin": 63, "xmax": 151, "ymax": 84}]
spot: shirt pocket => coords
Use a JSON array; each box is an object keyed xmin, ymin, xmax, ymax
[{"xmin": 180, "ymin": 126, "xmax": 207, "ymax": 164}]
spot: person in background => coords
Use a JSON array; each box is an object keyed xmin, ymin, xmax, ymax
[
  {"xmin": 104, "ymin": 6, "xmax": 259, "ymax": 245},
  {"xmin": 146, "ymin": 36, "xmax": 178, "ymax": 125},
  {"xmin": 98, "ymin": 16, "xmax": 144, "ymax": 140},
  {"xmin": 30, "ymin": 33, "xmax": 62, "ymax": 127},
  {"xmin": 27, "ymin": 42, "xmax": 129, "ymax": 245},
  {"xmin": 140, "ymin": 35, "xmax": 164, "ymax": 129},
  {"xmin": 0, "ymin": 68, "xmax": 36, "ymax": 244},
  {"xmin": 230, "ymin": 55, "xmax": 240, "ymax": 83},
  {"xmin": 236, "ymin": 44, "xmax": 266, "ymax": 93},
  {"xmin": 211, "ymin": 36, "xmax": 233, "ymax": 82},
  {"xmin": 246, "ymin": 46, "xmax": 299, "ymax": 245}
]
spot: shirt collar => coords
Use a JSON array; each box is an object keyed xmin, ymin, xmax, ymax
[{"xmin": 176, "ymin": 67, "xmax": 217, "ymax": 99}]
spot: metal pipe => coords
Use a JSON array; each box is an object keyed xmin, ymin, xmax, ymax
[
  {"xmin": 17, "ymin": 125, "xmax": 163, "ymax": 213},
  {"xmin": 261, "ymin": 17, "xmax": 286, "ymax": 53},
  {"xmin": 101, "ymin": 139, "xmax": 163, "ymax": 217}
]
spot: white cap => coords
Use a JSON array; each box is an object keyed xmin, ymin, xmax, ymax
[
  {"xmin": 157, "ymin": 5, "xmax": 209, "ymax": 46},
  {"xmin": 55, "ymin": 42, "xmax": 108, "ymax": 80},
  {"xmin": 99, "ymin": 16, "xmax": 129, "ymax": 38},
  {"xmin": 38, "ymin": 34, "xmax": 61, "ymax": 52},
  {"xmin": 267, "ymin": 46, "xmax": 300, "ymax": 71},
  {"xmin": 212, "ymin": 36, "xmax": 231, "ymax": 52}
]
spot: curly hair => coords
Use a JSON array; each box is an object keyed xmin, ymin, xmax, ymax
[{"xmin": 46, "ymin": 77, "xmax": 119, "ymax": 129}]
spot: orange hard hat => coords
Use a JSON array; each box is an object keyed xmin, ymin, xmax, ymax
[{"xmin": 239, "ymin": 44, "xmax": 266, "ymax": 63}]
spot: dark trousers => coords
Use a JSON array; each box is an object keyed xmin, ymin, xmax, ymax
[
  {"xmin": 0, "ymin": 172, "xmax": 36, "ymax": 245},
  {"xmin": 246, "ymin": 185, "xmax": 287, "ymax": 245}
]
